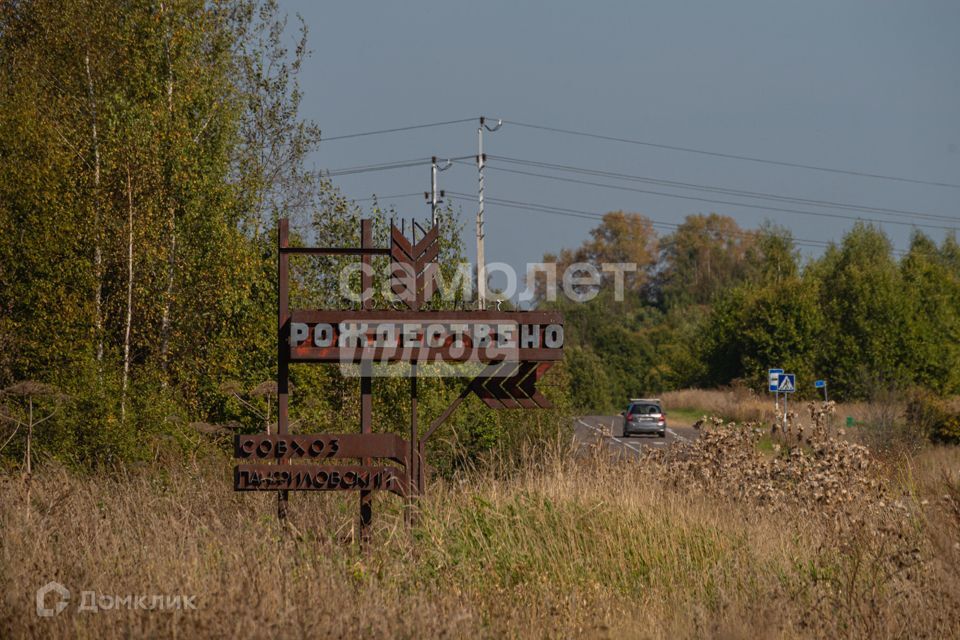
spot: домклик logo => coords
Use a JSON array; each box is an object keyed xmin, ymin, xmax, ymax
[{"xmin": 36, "ymin": 581, "xmax": 70, "ymax": 617}]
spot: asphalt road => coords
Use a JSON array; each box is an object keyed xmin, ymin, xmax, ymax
[{"xmin": 574, "ymin": 415, "xmax": 700, "ymax": 459}]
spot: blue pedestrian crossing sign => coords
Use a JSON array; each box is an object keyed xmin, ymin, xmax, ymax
[
  {"xmin": 777, "ymin": 373, "xmax": 796, "ymax": 393},
  {"xmin": 768, "ymin": 368, "xmax": 784, "ymax": 392},
  {"xmin": 814, "ymin": 379, "xmax": 826, "ymax": 389}
]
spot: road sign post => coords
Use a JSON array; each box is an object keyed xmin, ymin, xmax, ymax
[
  {"xmin": 815, "ymin": 379, "xmax": 828, "ymax": 403},
  {"xmin": 768, "ymin": 368, "xmax": 783, "ymax": 426},
  {"xmin": 777, "ymin": 373, "xmax": 796, "ymax": 423}
]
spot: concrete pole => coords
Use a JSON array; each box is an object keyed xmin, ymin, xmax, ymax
[
  {"xmin": 430, "ymin": 156, "xmax": 439, "ymax": 226},
  {"xmin": 477, "ymin": 117, "xmax": 501, "ymax": 310},
  {"xmin": 477, "ymin": 124, "xmax": 487, "ymax": 310}
]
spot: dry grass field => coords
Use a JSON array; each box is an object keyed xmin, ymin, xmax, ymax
[
  {"xmin": 661, "ymin": 388, "xmax": 886, "ymax": 425},
  {"xmin": 2, "ymin": 417, "xmax": 959, "ymax": 639}
]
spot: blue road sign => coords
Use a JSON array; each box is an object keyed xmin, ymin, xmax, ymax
[
  {"xmin": 814, "ymin": 379, "xmax": 826, "ymax": 389},
  {"xmin": 777, "ymin": 373, "xmax": 796, "ymax": 393},
  {"xmin": 768, "ymin": 368, "xmax": 784, "ymax": 392}
]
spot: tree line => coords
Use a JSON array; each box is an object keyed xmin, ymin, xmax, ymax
[
  {"xmin": 544, "ymin": 211, "xmax": 960, "ymax": 410},
  {"xmin": 0, "ymin": 0, "xmax": 572, "ymax": 470}
]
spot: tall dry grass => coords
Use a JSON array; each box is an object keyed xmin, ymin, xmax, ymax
[
  {"xmin": 661, "ymin": 387, "xmax": 897, "ymax": 427},
  {"xmin": 1, "ymin": 432, "xmax": 959, "ymax": 639}
]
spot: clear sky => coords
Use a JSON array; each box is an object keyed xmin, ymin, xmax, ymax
[{"xmin": 286, "ymin": 0, "xmax": 960, "ymax": 290}]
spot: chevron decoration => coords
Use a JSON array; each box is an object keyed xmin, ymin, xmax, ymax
[
  {"xmin": 391, "ymin": 224, "xmax": 440, "ymax": 311},
  {"xmin": 470, "ymin": 361, "xmax": 553, "ymax": 409}
]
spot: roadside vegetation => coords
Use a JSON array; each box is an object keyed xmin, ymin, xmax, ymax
[
  {"xmin": 547, "ymin": 214, "xmax": 960, "ymax": 430},
  {"xmin": 659, "ymin": 388, "xmax": 960, "ymax": 451},
  {"xmin": 3, "ymin": 408, "xmax": 959, "ymax": 638}
]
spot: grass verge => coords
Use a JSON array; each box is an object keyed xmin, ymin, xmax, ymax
[{"xmin": 1, "ymin": 437, "xmax": 958, "ymax": 638}]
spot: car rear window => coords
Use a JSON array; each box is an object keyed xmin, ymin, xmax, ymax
[{"xmin": 628, "ymin": 403, "xmax": 660, "ymax": 415}]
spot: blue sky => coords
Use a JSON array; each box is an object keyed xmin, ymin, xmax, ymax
[{"xmin": 285, "ymin": 0, "xmax": 960, "ymax": 287}]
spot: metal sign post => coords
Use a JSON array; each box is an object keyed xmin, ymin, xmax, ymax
[
  {"xmin": 236, "ymin": 217, "xmax": 563, "ymax": 543},
  {"xmin": 359, "ymin": 219, "xmax": 373, "ymax": 541},
  {"xmin": 815, "ymin": 379, "xmax": 827, "ymax": 403},
  {"xmin": 768, "ymin": 368, "xmax": 783, "ymax": 427},
  {"xmin": 777, "ymin": 373, "xmax": 796, "ymax": 423}
]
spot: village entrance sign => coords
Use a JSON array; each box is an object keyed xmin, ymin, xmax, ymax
[{"xmin": 233, "ymin": 218, "xmax": 563, "ymax": 538}]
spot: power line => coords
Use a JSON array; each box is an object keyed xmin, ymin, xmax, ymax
[
  {"xmin": 366, "ymin": 191, "xmax": 907, "ymax": 255},
  {"xmin": 465, "ymin": 160, "xmax": 957, "ymax": 232},
  {"xmin": 350, "ymin": 192, "xmax": 423, "ymax": 203},
  {"xmin": 445, "ymin": 191, "xmax": 848, "ymax": 252},
  {"xmin": 320, "ymin": 117, "xmax": 476, "ymax": 142},
  {"xmin": 502, "ymin": 119, "xmax": 960, "ymax": 190},
  {"xmin": 489, "ymin": 155, "xmax": 960, "ymax": 225},
  {"xmin": 318, "ymin": 114, "xmax": 960, "ymax": 188},
  {"xmin": 323, "ymin": 154, "xmax": 473, "ymax": 178},
  {"xmin": 322, "ymin": 158, "xmax": 431, "ymax": 177}
]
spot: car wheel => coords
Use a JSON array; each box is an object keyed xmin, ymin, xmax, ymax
[{"xmin": 659, "ymin": 431, "xmax": 666, "ymax": 438}]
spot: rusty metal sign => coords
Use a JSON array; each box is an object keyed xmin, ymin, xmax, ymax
[
  {"xmin": 235, "ymin": 464, "xmax": 407, "ymax": 496},
  {"xmin": 235, "ymin": 434, "xmax": 408, "ymax": 464},
  {"xmin": 471, "ymin": 361, "xmax": 554, "ymax": 409},
  {"xmin": 289, "ymin": 310, "xmax": 563, "ymax": 363},
  {"xmin": 390, "ymin": 224, "xmax": 440, "ymax": 310},
  {"xmin": 234, "ymin": 217, "xmax": 564, "ymax": 542}
]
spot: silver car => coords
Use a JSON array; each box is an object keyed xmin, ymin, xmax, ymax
[{"xmin": 622, "ymin": 398, "xmax": 666, "ymax": 437}]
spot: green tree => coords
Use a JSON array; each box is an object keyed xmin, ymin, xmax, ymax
[
  {"xmin": 0, "ymin": 0, "xmax": 324, "ymax": 464},
  {"xmin": 814, "ymin": 224, "xmax": 909, "ymax": 399},
  {"xmin": 534, "ymin": 211, "xmax": 658, "ymax": 303},
  {"xmin": 564, "ymin": 347, "xmax": 612, "ymax": 412},
  {"xmin": 899, "ymin": 231, "xmax": 960, "ymax": 394},
  {"xmin": 656, "ymin": 213, "xmax": 755, "ymax": 308},
  {"xmin": 705, "ymin": 276, "xmax": 823, "ymax": 388},
  {"xmin": 743, "ymin": 222, "xmax": 800, "ymax": 286}
]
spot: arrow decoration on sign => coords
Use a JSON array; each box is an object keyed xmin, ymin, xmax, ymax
[
  {"xmin": 470, "ymin": 361, "xmax": 553, "ymax": 409},
  {"xmin": 391, "ymin": 224, "xmax": 440, "ymax": 311}
]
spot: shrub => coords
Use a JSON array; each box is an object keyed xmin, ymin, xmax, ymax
[
  {"xmin": 906, "ymin": 391, "xmax": 960, "ymax": 445},
  {"xmin": 935, "ymin": 414, "xmax": 960, "ymax": 444}
]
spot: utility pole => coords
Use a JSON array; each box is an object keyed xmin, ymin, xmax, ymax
[
  {"xmin": 426, "ymin": 156, "xmax": 451, "ymax": 227},
  {"xmin": 477, "ymin": 116, "xmax": 501, "ymax": 309}
]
